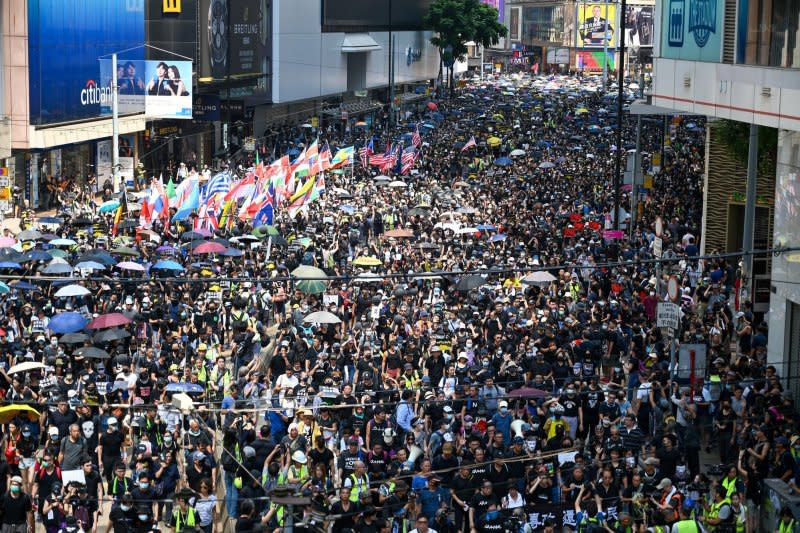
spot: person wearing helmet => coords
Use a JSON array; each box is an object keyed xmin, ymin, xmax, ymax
[{"xmin": 282, "ymin": 450, "xmax": 310, "ymax": 489}]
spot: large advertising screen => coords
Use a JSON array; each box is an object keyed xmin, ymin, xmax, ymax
[
  {"xmin": 322, "ymin": 0, "xmax": 433, "ymax": 32},
  {"xmin": 99, "ymin": 59, "xmax": 193, "ymax": 119},
  {"xmin": 577, "ymin": 3, "xmax": 616, "ymax": 48},
  {"xmin": 28, "ymin": 0, "xmax": 145, "ymax": 125},
  {"xmin": 661, "ymin": 0, "xmax": 723, "ymax": 61},
  {"xmin": 199, "ymin": 0, "xmax": 270, "ymax": 81},
  {"xmin": 625, "ymin": 6, "xmax": 654, "ymax": 47},
  {"xmin": 146, "ymin": 0, "xmax": 198, "ymax": 63}
]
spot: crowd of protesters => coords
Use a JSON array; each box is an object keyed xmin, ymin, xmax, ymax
[{"xmin": 0, "ymin": 73, "xmax": 796, "ymax": 533}]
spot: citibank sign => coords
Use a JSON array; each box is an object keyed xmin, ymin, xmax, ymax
[{"xmin": 80, "ymin": 80, "xmax": 111, "ymax": 106}]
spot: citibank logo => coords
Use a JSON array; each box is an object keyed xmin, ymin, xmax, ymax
[{"xmin": 81, "ymin": 80, "xmax": 111, "ymax": 106}]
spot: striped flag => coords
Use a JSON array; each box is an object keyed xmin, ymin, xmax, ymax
[
  {"xmin": 401, "ymin": 147, "xmax": 417, "ymax": 175},
  {"xmin": 461, "ymin": 136, "xmax": 477, "ymax": 152},
  {"xmin": 202, "ymin": 171, "xmax": 231, "ymax": 203},
  {"xmin": 411, "ymin": 125, "xmax": 421, "ymax": 148},
  {"xmin": 359, "ymin": 139, "xmax": 374, "ymax": 168},
  {"xmin": 370, "ymin": 143, "xmax": 393, "ymax": 167}
]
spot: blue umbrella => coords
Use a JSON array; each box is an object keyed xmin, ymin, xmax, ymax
[
  {"xmin": 48, "ymin": 312, "xmax": 88, "ymax": 334},
  {"xmin": 74, "ymin": 261, "xmax": 105, "ymax": 271},
  {"xmin": 490, "ymin": 234, "xmax": 508, "ymax": 242},
  {"xmin": 41, "ymin": 263, "xmax": 74, "ymax": 275},
  {"xmin": 0, "ymin": 282, "xmax": 8, "ymax": 294},
  {"xmin": 10, "ymin": 281, "xmax": 38, "ymax": 291},
  {"xmin": 99, "ymin": 201, "xmax": 120, "ymax": 213},
  {"xmin": 0, "ymin": 262, "xmax": 21, "ymax": 269},
  {"xmin": 165, "ymin": 382, "xmax": 205, "ymax": 394},
  {"xmin": 37, "ymin": 216, "xmax": 64, "ymax": 225},
  {"xmin": 339, "ymin": 205, "xmax": 355, "ymax": 215},
  {"xmin": 222, "ymin": 248, "xmax": 243, "ymax": 257},
  {"xmin": 26, "ymin": 250, "xmax": 52, "ymax": 262},
  {"xmin": 151, "ymin": 260, "xmax": 185, "ymax": 271},
  {"xmin": 494, "ymin": 157, "xmax": 512, "ymax": 166},
  {"xmin": 477, "ymin": 224, "xmax": 496, "ymax": 231},
  {"xmin": 422, "ymin": 123, "xmax": 435, "ymax": 129}
]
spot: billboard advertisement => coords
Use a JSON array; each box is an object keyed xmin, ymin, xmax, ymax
[
  {"xmin": 322, "ymin": 0, "xmax": 433, "ymax": 31},
  {"xmin": 577, "ymin": 49, "xmax": 616, "ymax": 70},
  {"xmin": 577, "ymin": 3, "xmax": 616, "ymax": 48},
  {"xmin": 625, "ymin": 6, "xmax": 654, "ymax": 47},
  {"xmin": 100, "ymin": 59, "xmax": 193, "ymax": 119},
  {"xmin": 28, "ymin": 0, "xmax": 145, "ymax": 125},
  {"xmin": 661, "ymin": 0, "xmax": 723, "ymax": 61},
  {"xmin": 481, "ymin": 0, "xmax": 505, "ymax": 23},
  {"xmin": 199, "ymin": 0, "xmax": 270, "ymax": 81}
]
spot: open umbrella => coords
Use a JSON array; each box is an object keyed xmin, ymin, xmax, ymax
[
  {"xmin": 427, "ymin": 102, "xmax": 438, "ymax": 110},
  {"xmin": 93, "ymin": 328, "xmax": 131, "ymax": 343},
  {"xmin": 41, "ymin": 263, "xmax": 74, "ymax": 275},
  {"xmin": 151, "ymin": 260, "xmax": 185, "ymax": 271},
  {"xmin": 87, "ymin": 313, "xmax": 131, "ymax": 330},
  {"xmin": 538, "ymin": 162, "xmax": 556, "ymax": 169},
  {"xmin": 17, "ymin": 229, "xmax": 42, "ymax": 241},
  {"xmin": 117, "ymin": 261, "xmax": 146, "ymax": 272},
  {"xmin": 494, "ymin": 157, "xmax": 512, "ymax": 166},
  {"xmin": 253, "ymin": 225, "xmax": 281, "ymax": 239},
  {"xmin": 99, "ymin": 200, "xmax": 120, "ymax": 213},
  {"xmin": 304, "ymin": 311, "xmax": 342, "ymax": 324},
  {"xmin": 373, "ymin": 175, "xmax": 391, "ymax": 183},
  {"xmin": 0, "ymin": 405, "xmax": 41, "ymax": 424},
  {"xmin": 26, "ymin": 250, "xmax": 52, "ymax": 262},
  {"xmin": 490, "ymin": 233, "xmax": 508, "ymax": 242},
  {"xmin": 0, "ymin": 282, "xmax": 9, "ymax": 294},
  {"xmin": 181, "ymin": 231, "xmax": 206, "ymax": 241},
  {"xmin": 74, "ymin": 261, "xmax": 106, "ymax": 271},
  {"xmin": 47, "ymin": 249, "xmax": 68, "ymax": 259},
  {"xmin": 507, "ymin": 386, "xmax": 550, "ymax": 399},
  {"xmin": 10, "ymin": 281, "xmax": 39, "ymax": 291},
  {"xmin": 74, "ymin": 346, "xmax": 110, "ymax": 359},
  {"xmin": 487, "ymin": 137, "xmax": 501, "ymax": 148},
  {"xmin": 523, "ymin": 271, "xmax": 557, "ymax": 285},
  {"xmin": 510, "ymin": 149, "xmax": 526, "ymax": 157},
  {"xmin": 292, "ymin": 265, "xmax": 327, "ymax": 279},
  {"xmin": 37, "ymin": 216, "xmax": 64, "ymax": 226},
  {"xmin": 55, "ymin": 285, "xmax": 90, "ymax": 298},
  {"xmin": 353, "ymin": 256, "xmax": 382, "ymax": 267},
  {"xmin": 0, "ymin": 237, "xmax": 16, "ymax": 247},
  {"xmin": 112, "ymin": 246, "xmax": 141, "ymax": 257},
  {"xmin": 222, "ymin": 247, "xmax": 244, "ymax": 257},
  {"xmin": 165, "ymin": 383, "xmax": 205, "ymax": 394},
  {"xmin": 388, "ymin": 180, "xmax": 407, "ymax": 188},
  {"xmin": 50, "ymin": 238, "xmax": 77, "ymax": 247},
  {"xmin": 456, "ymin": 275, "xmax": 487, "ymax": 292},
  {"xmin": 8, "ymin": 362, "xmax": 46, "ymax": 375},
  {"xmin": 60, "ymin": 332, "xmax": 90, "ymax": 344},
  {"xmin": 48, "ymin": 312, "xmax": 88, "ymax": 334},
  {"xmin": 192, "ymin": 242, "xmax": 227, "ymax": 255}
]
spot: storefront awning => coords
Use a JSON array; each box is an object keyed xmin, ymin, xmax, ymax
[{"xmin": 342, "ymin": 34, "xmax": 381, "ymax": 53}]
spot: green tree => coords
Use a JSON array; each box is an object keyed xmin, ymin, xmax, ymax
[{"xmin": 425, "ymin": 0, "xmax": 507, "ymax": 96}]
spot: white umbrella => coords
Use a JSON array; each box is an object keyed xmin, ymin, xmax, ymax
[
  {"xmin": 304, "ymin": 311, "xmax": 342, "ymax": 324},
  {"xmin": 8, "ymin": 361, "xmax": 47, "ymax": 374},
  {"xmin": 456, "ymin": 227, "xmax": 479, "ymax": 235},
  {"xmin": 55, "ymin": 284, "xmax": 90, "ymax": 297},
  {"xmin": 388, "ymin": 180, "xmax": 407, "ymax": 188},
  {"xmin": 354, "ymin": 273, "xmax": 382, "ymax": 284},
  {"xmin": 510, "ymin": 149, "xmax": 526, "ymax": 157},
  {"xmin": 373, "ymin": 175, "xmax": 391, "ymax": 182},
  {"xmin": 457, "ymin": 207, "xmax": 478, "ymax": 215},
  {"xmin": 50, "ymin": 238, "xmax": 77, "ymax": 247},
  {"xmin": 523, "ymin": 271, "xmax": 557, "ymax": 285}
]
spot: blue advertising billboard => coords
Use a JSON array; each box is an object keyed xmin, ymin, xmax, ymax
[
  {"xmin": 28, "ymin": 0, "xmax": 145, "ymax": 125},
  {"xmin": 100, "ymin": 59, "xmax": 193, "ymax": 119},
  {"xmin": 660, "ymin": 0, "xmax": 723, "ymax": 62}
]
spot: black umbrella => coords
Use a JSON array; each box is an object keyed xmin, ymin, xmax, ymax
[
  {"xmin": 60, "ymin": 332, "xmax": 90, "ymax": 344},
  {"xmin": 74, "ymin": 346, "xmax": 109, "ymax": 359},
  {"xmin": 456, "ymin": 275, "xmax": 487, "ymax": 292},
  {"xmin": 72, "ymin": 217, "xmax": 94, "ymax": 226},
  {"xmin": 181, "ymin": 231, "xmax": 206, "ymax": 241},
  {"xmin": 93, "ymin": 328, "xmax": 131, "ymax": 343}
]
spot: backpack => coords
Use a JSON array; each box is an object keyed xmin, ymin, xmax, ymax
[{"xmin": 579, "ymin": 517, "xmax": 604, "ymax": 533}]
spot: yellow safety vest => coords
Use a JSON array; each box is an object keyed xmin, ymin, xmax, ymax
[
  {"xmin": 707, "ymin": 498, "xmax": 731, "ymax": 531},
  {"xmin": 673, "ymin": 519, "xmax": 700, "ymax": 533},
  {"xmin": 779, "ymin": 519, "xmax": 795, "ymax": 533},
  {"xmin": 173, "ymin": 508, "xmax": 197, "ymax": 532},
  {"xmin": 349, "ymin": 473, "xmax": 370, "ymax": 502},
  {"xmin": 721, "ymin": 477, "xmax": 739, "ymax": 498},
  {"xmin": 730, "ymin": 505, "xmax": 745, "ymax": 533},
  {"xmin": 401, "ymin": 372, "xmax": 420, "ymax": 390}
]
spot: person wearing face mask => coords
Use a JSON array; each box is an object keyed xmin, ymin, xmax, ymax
[
  {"xmin": 130, "ymin": 472, "xmax": 156, "ymax": 518},
  {"xmin": 475, "ymin": 502, "xmax": 504, "ymax": 533},
  {"xmin": 1, "ymin": 475, "xmax": 34, "ymax": 533},
  {"xmin": 560, "ymin": 384, "xmax": 582, "ymax": 440},
  {"xmin": 109, "ymin": 493, "xmax": 137, "ymax": 533},
  {"xmin": 97, "ymin": 418, "xmax": 125, "ymax": 487},
  {"xmin": 489, "ymin": 401, "xmax": 512, "ymax": 444}
]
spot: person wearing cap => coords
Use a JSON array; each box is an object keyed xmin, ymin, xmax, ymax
[
  {"xmin": 416, "ymin": 475, "xmax": 449, "ymax": 522},
  {"xmin": 97, "ymin": 417, "xmax": 125, "ymax": 487},
  {"xmin": 339, "ymin": 437, "xmax": 366, "ymax": 481},
  {"xmin": 651, "ymin": 478, "xmax": 682, "ymax": 524},
  {"xmin": 1, "ymin": 475, "xmax": 34, "ymax": 533},
  {"xmin": 401, "ymin": 362, "xmax": 422, "ymax": 391}
]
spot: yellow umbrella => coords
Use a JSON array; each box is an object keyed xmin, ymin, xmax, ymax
[
  {"xmin": 487, "ymin": 137, "xmax": 501, "ymax": 148},
  {"xmin": 352, "ymin": 256, "xmax": 383, "ymax": 267},
  {"xmin": 492, "ymin": 113, "xmax": 505, "ymax": 121},
  {"xmin": 576, "ymin": 107, "xmax": 589, "ymax": 114},
  {"xmin": 0, "ymin": 404, "xmax": 41, "ymax": 424}
]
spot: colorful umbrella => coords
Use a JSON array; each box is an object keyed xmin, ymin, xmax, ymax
[
  {"xmin": 0, "ymin": 404, "xmax": 41, "ymax": 423},
  {"xmin": 54, "ymin": 285, "xmax": 90, "ymax": 298},
  {"xmin": 48, "ymin": 312, "xmax": 88, "ymax": 334},
  {"xmin": 192, "ymin": 242, "xmax": 227, "ymax": 255},
  {"xmin": 87, "ymin": 313, "xmax": 131, "ymax": 330},
  {"xmin": 352, "ymin": 256, "xmax": 382, "ymax": 267}
]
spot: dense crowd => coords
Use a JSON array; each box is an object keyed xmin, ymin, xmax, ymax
[{"xmin": 0, "ymin": 74, "xmax": 795, "ymax": 533}]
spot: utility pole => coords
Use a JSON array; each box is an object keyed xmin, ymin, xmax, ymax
[
  {"xmin": 388, "ymin": 0, "xmax": 395, "ymax": 127},
  {"xmin": 741, "ymin": 124, "xmax": 759, "ymax": 303},
  {"xmin": 112, "ymin": 53, "xmax": 120, "ymax": 193},
  {"xmin": 602, "ymin": 0, "xmax": 609, "ymax": 89},
  {"xmin": 613, "ymin": 0, "xmax": 627, "ymax": 230}
]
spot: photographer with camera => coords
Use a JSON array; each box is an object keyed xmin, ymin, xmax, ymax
[{"xmin": 698, "ymin": 485, "xmax": 734, "ymax": 533}]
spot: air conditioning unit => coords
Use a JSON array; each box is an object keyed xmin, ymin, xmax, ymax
[
  {"xmin": 761, "ymin": 87, "xmax": 772, "ymax": 97},
  {"xmin": 683, "ymin": 76, "xmax": 691, "ymax": 88}
]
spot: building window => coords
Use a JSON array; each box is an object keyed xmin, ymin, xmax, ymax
[
  {"xmin": 522, "ymin": 6, "xmax": 565, "ymax": 43},
  {"xmin": 738, "ymin": 0, "xmax": 800, "ymax": 67}
]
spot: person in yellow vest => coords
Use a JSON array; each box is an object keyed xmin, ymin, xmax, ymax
[
  {"xmin": 728, "ymin": 492, "xmax": 746, "ymax": 533},
  {"xmin": 283, "ymin": 450, "xmax": 311, "ymax": 490},
  {"xmin": 776, "ymin": 507, "xmax": 795, "ymax": 533},
  {"xmin": 699, "ymin": 485, "xmax": 734, "ymax": 533},
  {"xmin": 167, "ymin": 489, "xmax": 198, "ymax": 532},
  {"xmin": 344, "ymin": 460, "xmax": 372, "ymax": 503},
  {"xmin": 721, "ymin": 466, "xmax": 744, "ymax": 499},
  {"xmin": 670, "ymin": 504, "xmax": 706, "ymax": 533}
]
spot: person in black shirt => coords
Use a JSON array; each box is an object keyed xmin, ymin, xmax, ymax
[
  {"xmin": 330, "ymin": 487, "xmax": 360, "ymax": 531},
  {"xmin": 450, "ymin": 463, "xmax": 475, "ymax": 533},
  {"xmin": 98, "ymin": 418, "xmax": 125, "ymax": 486},
  {"xmin": 0, "ymin": 475, "xmax": 33, "ymax": 532},
  {"xmin": 308, "ymin": 436, "xmax": 334, "ymax": 478},
  {"xmin": 109, "ymin": 494, "xmax": 137, "ymax": 533},
  {"xmin": 468, "ymin": 481, "xmax": 497, "ymax": 531}
]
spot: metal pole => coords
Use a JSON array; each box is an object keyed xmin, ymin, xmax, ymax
[
  {"xmin": 630, "ymin": 113, "xmax": 642, "ymax": 239},
  {"xmin": 388, "ymin": 0, "xmax": 395, "ymax": 128},
  {"xmin": 613, "ymin": 0, "xmax": 626, "ymax": 231},
  {"xmin": 284, "ymin": 504, "xmax": 294, "ymax": 533},
  {"xmin": 602, "ymin": 0, "xmax": 609, "ymax": 89},
  {"xmin": 112, "ymin": 53, "xmax": 120, "ymax": 193},
  {"xmin": 481, "ymin": 45, "xmax": 485, "ymax": 80},
  {"xmin": 741, "ymin": 124, "xmax": 759, "ymax": 301}
]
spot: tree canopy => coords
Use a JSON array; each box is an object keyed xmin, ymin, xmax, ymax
[{"xmin": 424, "ymin": 0, "xmax": 508, "ymax": 65}]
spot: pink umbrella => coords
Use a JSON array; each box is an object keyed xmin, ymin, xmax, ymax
[
  {"xmin": 116, "ymin": 261, "xmax": 146, "ymax": 272},
  {"xmin": 0, "ymin": 237, "xmax": 17, "ymax": 247},
  {"xmin": 192, "ymin": 241, "xmax": 227, "ymax": 255},
  {"xmin": 87, "ymin": 313, "xmax": 132, "ymax": 330}
]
